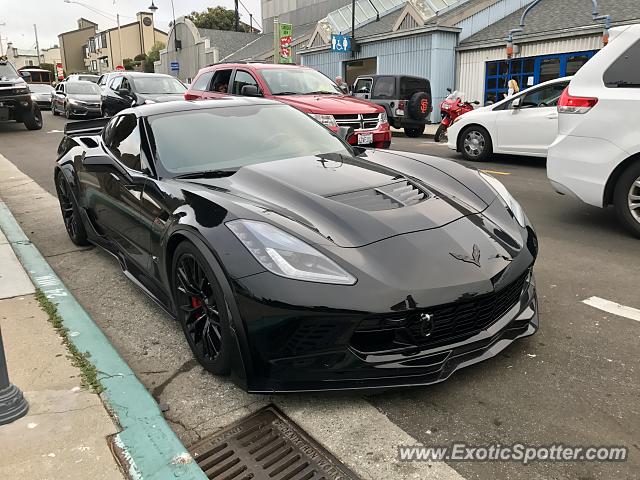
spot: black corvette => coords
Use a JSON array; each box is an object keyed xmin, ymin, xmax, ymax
[{"xmin": 54, "ymin": 98, "xmax": 539, "ymax": 392}]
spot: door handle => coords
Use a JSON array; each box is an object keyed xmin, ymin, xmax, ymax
[{"xmin": 546, "ymin": 113, "xmax": 558, "ymax": 119}]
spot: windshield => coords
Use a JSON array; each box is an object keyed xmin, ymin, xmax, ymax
[
  {"xmin": 148, "ymin": 104, "xmax": 351, "ymax": 175},
  {"xmin": 30, "ymin": 84, "xmax": 54, "ymax": 93},
  {"xmin": 0, "ymin": 63, "xmax": 20, "ymax": 81},
  {"xmin": 131, "ymin": 76, "xmax": 186, "ymax": 94},
  {"xmin": 446, "ymin": 90, "xmax": 465, "ymax": 101},
  {"xmin": 260, "ymin": 68, "xmax": 342, "ymax": 95},
  {"xmin": 67, "ymin": 82, "xmax": 101, "ymax": 95}
]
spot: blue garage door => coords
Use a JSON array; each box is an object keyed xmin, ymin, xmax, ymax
[{"xmin": 484, "ymin": 50, "xmax": 598, "ymax": 104}]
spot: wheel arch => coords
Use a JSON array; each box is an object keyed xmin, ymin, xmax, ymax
[
  {"xmin": 456, "ymin": 123, "xmax": 493, "ymax": 152},
  {"xmin": 603, "ymin": 152, "xmax": 640, "ymax": 207},
  {"xmin": 164, "ymin": 227, "xmax": 252, "ymax": 389}
]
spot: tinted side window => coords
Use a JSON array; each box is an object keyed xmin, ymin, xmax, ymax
[
  {"xmin": 604, "ymin": 39, "xmax": 640, "ymax": 88},
  {"xmin": 372, "ymin": 77, "xmax": 395, "ymax": 98},
  {"xmin": 192, "ymin": 71, "xmax": 214, "ymax": 91},
  {"xmin": 400, "ymin": 78, "xmax": 428, "ymax": 99},
  {"xmin": 105, "ymin": 115, "xmax": 142, "ymax": 171},
  {"xmin": 121, "ymin": 77, "xmax": 131, "ymax": 91},
  {"xmin": 210, "ymin": 69, "xmax": 233, "ymax": 93},
  {"xmin": 233, "ymin": 71, "xmax": 259, "ymax": 95}
]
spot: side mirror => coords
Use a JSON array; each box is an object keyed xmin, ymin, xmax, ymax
[
  {"xmin": 511, "ymin": 97, "xmax": 522, "ymax": 109},
  {"xmin": 19, "ymin": 71, "xmax": 31, "ymax": 79},
  {"xmin": 337, "ymin": 126, "xmax": 355, "ymax": 142},
  {"xmin": 240, "ymin": 85, "xmax": 261, "ymax": 97},
  {"xmin": 446, "ymin": 88, "xmax": 452, "ymax": 93}
]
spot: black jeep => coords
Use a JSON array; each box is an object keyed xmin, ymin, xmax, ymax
[
  {"xmin": 353, "ymin": 75, "xmax": 431, "ymax": 137},
  {"xmin": 0, "ymin": 56, "xmax": 43, "ymax": 130}
]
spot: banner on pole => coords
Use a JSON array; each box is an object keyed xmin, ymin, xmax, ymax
[{"xmin": 278, "ymin": 23, "xmax": 293, "ymax": 64}]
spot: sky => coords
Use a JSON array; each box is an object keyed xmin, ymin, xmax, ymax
[{"xmin": 0, "ymin": 0, "xmax": 263, "ymax": 51}]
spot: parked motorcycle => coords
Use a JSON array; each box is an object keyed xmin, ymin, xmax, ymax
[{"xmin": 434, "ymin": 89, "xmax": 480, "ymax": 142}]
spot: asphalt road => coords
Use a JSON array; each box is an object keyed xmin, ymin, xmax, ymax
[{"xmin": 1, "ymin": 112, "xmax": 639, "ymax": 479}]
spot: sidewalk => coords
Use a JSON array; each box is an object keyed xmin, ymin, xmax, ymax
[{"xmin": 0, "ymin": 229, "xmax": 123, "ymax": 478}]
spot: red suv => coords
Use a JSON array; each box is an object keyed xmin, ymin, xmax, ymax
[{"xmin": 185, "ymin": 63, "xmax": 391, "ymax": 149}]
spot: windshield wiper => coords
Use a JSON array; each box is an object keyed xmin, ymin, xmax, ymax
[
  {"xmin": 174, "ymin": 169, "xmax": 237, "ymax": 179},
  {"xmin": 271, "ymin": 91, "xmax": 300, "ymax": 96},
  {"xmin": 305, "ymin": 90, "xmax": 340, "ymax": 95}
]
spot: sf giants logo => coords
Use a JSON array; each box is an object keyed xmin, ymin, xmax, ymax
[{"xmin": 420, "ymin": 99, "xmax": 429, "ymax": 114}]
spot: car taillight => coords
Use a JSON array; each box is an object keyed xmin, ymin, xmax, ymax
[
  {"xmin": 184, "ymin": 92, "xmax": 200, "ymax": 101},
  {"xmin": 557, "ymin": 87, "xmax": 598, "ymax": 114}
]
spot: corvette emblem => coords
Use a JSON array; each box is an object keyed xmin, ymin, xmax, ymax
[{"xmin": 450, "ymin": 244, "xmax": 481, "ymax": 268}]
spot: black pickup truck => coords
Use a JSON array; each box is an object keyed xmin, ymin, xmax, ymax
[{"xmin": 0, "ymin": 56, "xmax": 43, "ymax": 130}]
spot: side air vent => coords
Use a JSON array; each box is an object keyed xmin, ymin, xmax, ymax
[{"xmin": 328, "ymin": 179, "xmax": 428, "ymax": 211}]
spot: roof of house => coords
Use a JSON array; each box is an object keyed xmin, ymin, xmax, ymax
[
  {"xmin": 461, "ymin": 0, "xmax": 640, "ymax": 45},
  {"xmin": 196, "ymin": 28, "xmax": 261, "ymax": 58},
  {"xmin": 222, "ymin": 22, "xmax": 318, "ymax": 62}
]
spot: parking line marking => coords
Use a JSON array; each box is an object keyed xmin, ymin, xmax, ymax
[
  {"xmin": 583, "ymin": 296, "xmax": 640, "ymax": 322},
  {"xmin": 480, "ymin": 169, "xmax": 511, "ymax": 176}
]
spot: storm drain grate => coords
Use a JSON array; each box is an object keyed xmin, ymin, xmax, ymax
[{"xmin": 189, "ymin": 405, "xmax": 360, "ymax": 480}]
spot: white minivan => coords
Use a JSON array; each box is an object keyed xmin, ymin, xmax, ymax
[{"xmin": 547, "ymin": 24, "xmax": 640, "ymax": 237}]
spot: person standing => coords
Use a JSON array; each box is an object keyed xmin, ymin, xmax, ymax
[
  {"xmin": 335, "ymin": 75, "xmax": 349, "ymax": 94},
  {"xmin": 505, "ymin": 79, "xmax": 520, "ymax": 98}
]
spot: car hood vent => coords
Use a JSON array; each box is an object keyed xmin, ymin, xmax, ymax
[{"xmin": 327, "ymin": 179, "xmax": 428, "ymax": 211}]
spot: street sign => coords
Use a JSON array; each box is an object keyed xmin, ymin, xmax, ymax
[
  {"xmin": 278, "ymin": 24, "xmax": 293, "ymax": 64},
  {"xmin": 331, "ymin": 34, "xmax": 351, "ymax": 53},
  {"xmin": 55, "ymin": 63, "xmax": 64, "ymax": 80},
  {"xmin": 170, "ymin": 61, "xmax": 179, "ymax": 71},
  {"xmin": 115, "ymin": 65, "xmax": 125, "ymax": 71}
]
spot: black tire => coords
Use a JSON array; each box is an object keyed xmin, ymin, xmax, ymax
[
  {"xmin": 23, "ymin": 105, "xmax": 43, "ymax": 130},
  {"xmin": 171, "ymin": 241, "xmax": 232, "ymax": 375},
  {"xmin": 613, "ymin": 161, "xmax": 640, "ymax": 239},
  {"xmin": 404, "ymin": 126, "xmax": 425, "ymax": 138},
  {"xmin": 459, "ymin": 125, "xmax": 493, "ymax": 162},
  {"xmin": 434, "ymin": 123, "xmax": 447, "ymax": 143},
  {"xmin": 55, "ymin": 173, "xmax": 89, "ymax": 246},
  {"xmin": 65, "ymin": 105, "xmax": 72, "ymax": 119},
  {"xmin": 52, "ymin": 105, "xmax": 59, "ymax": 116},
  {"xmin": 406, "ymin": 92, "xmax": 430, "ymax": 121}
]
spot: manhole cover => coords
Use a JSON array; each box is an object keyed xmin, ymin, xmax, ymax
[{"xmin": 189, "ymin": 405, "xmax": 360, "ymax": 480}]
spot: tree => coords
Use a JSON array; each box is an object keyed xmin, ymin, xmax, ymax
[
  {"xmin": 145, "ymin": 41, "xmax": 165, "ymax": 73},
  {"xmin": 122, "ymin": 58, "xmax": 135, "ymax": 71},
  {"xmin": 187, "ymin": 6, "xmax": 246, "ymax": 31}
]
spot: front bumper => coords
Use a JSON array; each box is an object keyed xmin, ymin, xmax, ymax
[
  {"xmin": 0, "ymin": 93, "xmax": 33, "ymax": 122},
  {"xmin": 235, "ymin": 263, "xmax": 538, "ymax": 393},
  {"xmin": 68, "ymin": 104, "xmax": 101, "ymax": 117}
]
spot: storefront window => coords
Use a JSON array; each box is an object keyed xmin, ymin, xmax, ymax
[{"xmin": 484, "ymin": 50, "xmax": 598, "ymax": 103}]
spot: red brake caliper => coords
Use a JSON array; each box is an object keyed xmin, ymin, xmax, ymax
[{"xmin": 191, "ymin": 297, "xmax": 202, "ymax": 308}]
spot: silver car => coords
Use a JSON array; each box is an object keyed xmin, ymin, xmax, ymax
[
  {"xmin": 52, "ymin": 81, "xmax": 102, "ymax": 119},
  {"xmin": 29, "ymin": 83, "xmax": 55, "ymax": 110}
]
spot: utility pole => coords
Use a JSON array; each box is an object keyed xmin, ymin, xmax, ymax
[
  {"xmin": 273, "ymin": 17, "xmax": 279, "ymax": 64},
  {"xmin": 33, "ymin": 24, "xmax": 41, "ymax": 65},
  {"xmin": 0, "ymin": 22, "xmax": 5, "ymax": 56},
  {"xmin": 235, "ymin": 0, "xmax": 239, "ymax": 32},
  {"xmin": 351, "ymin": 0, "xmax": 355, "ymax": 58},
  {"xmin": 250, "ymin": 14, "xmax": 253, "ymax": 32},
  {"xmin": 116, "ymin": 14, "xmax": 123, "ymax": 67}
]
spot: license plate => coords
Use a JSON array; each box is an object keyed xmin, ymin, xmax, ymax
[
  {"xmin": 358, "ymin": 133, "xmax": 373, "ymax": 145},
  {"xmin": 0, "ymin": 107, "xmax": 9, "ymax": 122}
]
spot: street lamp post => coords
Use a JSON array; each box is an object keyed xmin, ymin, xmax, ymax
[
  {"xmin": 0, "ymin": 22, "xmax": 6, "ymax": 56},
  {"xmin": 0, "ymin": 326, "xmax": 28, "ymax": 425}
]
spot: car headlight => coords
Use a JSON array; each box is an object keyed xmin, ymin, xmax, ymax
[
  {"xmin": 227, "ymin": 219, "xmax": 356, "ymax": 285},
  {"xmin": 68, "ymin": 99, "xmax": 81, "ymax": 106},
  {"xmin": 309, "ymin": 114, "xmax": 338, "ymax": 128},
  {"xmin": 443, "ymin": 103, "xmax": 451, "ymax": 110},
  {"xmin": 15, "ymin": 86, "xmax": 29, "ymax": 94},
  {"xmin": 479, "ymin": 172, "xmax": 526, "ymax": 227},
  {"xmin": 378, "ymin": 111, "xmax": 388, "ymax": 124}
]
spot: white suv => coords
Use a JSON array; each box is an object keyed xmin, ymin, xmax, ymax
[{"xmin": 548, "ymin": 24, "xmax": 640, "ymax": 237}]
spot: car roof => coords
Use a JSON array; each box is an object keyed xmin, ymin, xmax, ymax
[
  {"xmin": 203, "ymin": 63, "xmax": 311, "ymax": 72},
  {"xmin": 123, "ymin": 97, "xmax": 283, "ymax": 117},
  {"xmin": 119, "ymin": 72, "xmax": 178, "ymax": 78},
  {"xmin": 66, "ymin": 80, "xmax": 100, "ymax": 86}
]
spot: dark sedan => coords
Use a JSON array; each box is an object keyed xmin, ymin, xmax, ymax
[
  {"xmin": 54, "ymin": 99, "xmax": 539, "ymax": 392},
  {"xmin": 29, "ymin": 83, "xmax": 55, "ymax": 110},
  {"xmin": 101, "ymin": 72, "xmax": 186, "ymax": 116},
  {"xmin": 52, "ymin": 80, "xmax": 102, "ymax": 119}
]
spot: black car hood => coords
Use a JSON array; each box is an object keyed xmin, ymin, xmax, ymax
[{"xmin": 180, "ymin": 150, "xmax": 500, "ymax": 248}]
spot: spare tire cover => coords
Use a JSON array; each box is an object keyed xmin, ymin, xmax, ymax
[{"xmin": 407, "ymin": 92, "xmax": 430, "ymax": 120}]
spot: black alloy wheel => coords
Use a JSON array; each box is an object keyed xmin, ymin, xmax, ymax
[
  {"xmin": 55, "ymin": 174, "xmax": 89, "ymax": 246},
  {"xmin": 172, "ymin": 242, "xmax": 232, "ymax": 375}
]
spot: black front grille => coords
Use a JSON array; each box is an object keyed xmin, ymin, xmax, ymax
[{"xmin": 351, "ymin": 271, "xmax": 530, "ymax": 353}]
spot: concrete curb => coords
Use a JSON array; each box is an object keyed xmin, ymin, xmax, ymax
[{"xmin": 0, "ymin": 201, "xmax": 206, "ymax": 480}]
